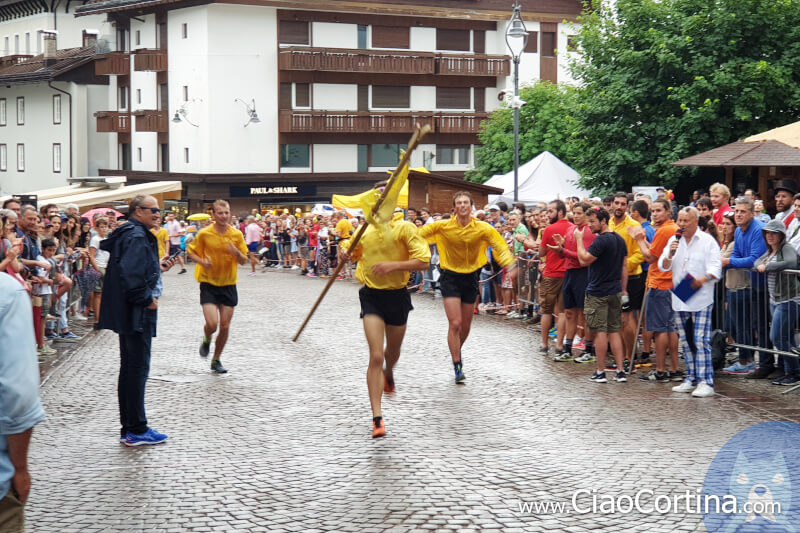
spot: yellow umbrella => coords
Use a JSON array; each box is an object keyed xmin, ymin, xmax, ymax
[{"xmin": 187, "ymin": 213, "xmax": 211, "ymax": 221}]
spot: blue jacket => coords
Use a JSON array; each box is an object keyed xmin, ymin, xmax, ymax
[
  {"xmin": 97, "ymin": 218, "xmax": 160, "ymax": 336},
  {"xmin": 730, "ymin": 217, "xmax": 767, "ymax": 287}
]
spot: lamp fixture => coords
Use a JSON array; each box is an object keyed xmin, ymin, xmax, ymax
[
  {"xmin": 172, "ymin": 99, "xmax": 200, "ymax": 127},
  {"xmin": 505, "ymin": 3, "xmax": 529, "ymax": 62},
  {"xmin": 235, "ymin": 98, "xmax": 261, "ymax": 127}
]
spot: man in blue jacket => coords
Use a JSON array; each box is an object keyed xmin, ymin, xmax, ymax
[
  {"xmin": 98, "ymin": 195, "xmax": 175, "ymax": 446},
  {"xmin": 0, "ymin": 272, "xmax": 46, "ymax": 532},
  {"xmin": 722, "ymin": 196, "xmax": 769, "ymax": 377}
]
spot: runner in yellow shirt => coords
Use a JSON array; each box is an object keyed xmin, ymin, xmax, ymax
[
  {"xmin": 340, "ymin": 197, "xmax": 430, "ymax": 438},
  {"xmin": 417, "ymin": 191, "xmax": 517, "ymax": 384},
  {"xmin": 186, "ymin": 199, "xmax": 248, "ymax": 374}
]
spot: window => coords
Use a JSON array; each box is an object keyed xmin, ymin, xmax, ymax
[
  {"xmin": 136, "ymin": 89, "xmax": 142, "ymax": 105},
  {"xmin": 525, "ymin": 32, "xmax": 538, "ymax": 53},
  {"xmin": 156, "ymin": 23, "xmax": 166, "ymax": 49},
  {"xmin": 0, "ymin": 144, "xmax": 6, "ymax": 171},
  {"xmin": 436, "ymin": 87, "xmax": 470, "ymax": 109},
  {"xmin": 357, "ymin": 25, "xmax": 367, "ymax": 49},
  {"xmin": 436, "ymin": 29, "xmax": 470, "ymax": 51},
  {"xmin": 52, "ymin": 143, "xmax": 61, "ymax": 172},
  {"xmin": 357, "ymin": 145, "xmax": 368, "ymax": 172},
  {"xmin": 182, "ymin": 86, "xmax": 189, "ymax": 101},
  {"xmin": 53, "ymin": 94, "xmax": 61, "ymax": 124},
  {"xmin": 371, "ymin": 26, "xmax": 409, "ymax": 49},
  {"xmin": 279, "ymin": 20, "xmax": 309, "ymax": 45},
  {"xmin": 182, "ymin": 23, "xmax": 188, "ymax": 39},
  {"xmin": 542, "ymin": 32, "xmax": 556, "ymax": 57},
  {"xmin": 0, "ymin": 98, "xmax": 6, "ymax": 126},
  {"xmin": 295, "ymin": 83, "xmax": 310, "ymax": 108},
  {"xmin": 119, "ymin": 86, "xmax": 128, "ymax": 109},
  {"xmin": 25, "ymin": 32, "xmax": 30, "ymax": 54},
  {"xmin": 371, "ymin": 144, "xmax": 406, "ymax": 167},
  {"xmin": 279, "ymin": 83, "xmax": 292, "ymax": 110},
  {"xmin": 137, "ymin": 147, "xmax": 142, "ymax": 162},
  {"xmin": 3, "ymin": 37, "xmax": 8, "ymax": 55},
  {"xmin": 279, "ymin": 83, "xmax": 309, "ymax": 109},
  {"xmin": 14, "ymin": 35, "xmax": 19, "ymax": 54},
  {"xmin": 184, "ymin": 147, "xmax": 190, "ymax": 164},
  {"xmin": 372, "ymin": 86, "xmax": 410, "ymax": 108},
  {"xmin": 16, "ymin": 144, "xmax": 24, "ymax": 171},
  {"xmin": 121, "ymin": 144, "xmax": 131, "ymax": 170},
  {"xmin": 16, "ymin": 97, "xmax": 24, "ymax": 125},
  {"xmin": 280, "ymin": 144, "xmax": 310, "ymax": 168},
  {"xmin": 135, "ymin": 30, "xmax": 141, "ymax": 46},
  {"xmin": 436, "ymin": 145, "xmax": 470, "ymax": 165},
  {"xmin": 473, "ymin": 88, "xmax": 485, "ymax": 113}
]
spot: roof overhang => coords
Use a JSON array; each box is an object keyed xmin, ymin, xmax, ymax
[{"xmin": 671, "ymin": 140, "xmax": 800, "ymax": 168}]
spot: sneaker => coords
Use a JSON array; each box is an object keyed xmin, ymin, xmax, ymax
[
  {"xmin": 691, "ymin": 383, "xmax": 715, "ymax": 397},
  {"xmin": 45, "ymin": 331, "xmax": 59, "ymax": 340},
  {"xmin": 605, "ymin": 362, "xmax": 618, "ymax": 371},
  {"xmin": 178, "ymin": 268, "xmax": 187, "ymax": 274},
  {"xmin": 506, "ymin": 311, "xmax": 519, "ymax": 319},
  {"xmin": 669, "ymin": 370, "xmax": 686, "ymax": 382},
  {"xmin": 454, "ymin": 366, "xmax": 466, "ymax": 384},
  {"xmin": 590, "ymin": 371, "xmax": 607, "ymax": 383},
  {"xmin": 210, "ymin": 359, "xmax": 228, "ymax": 374},
  {"xmin": 372, "ymin": 418, "xmax": 386, "ymax": 438},
  {"xmin": 291, "ymin": 265, "xmax": 299, "ymax": 270},
  {"xmin": 38, "ymin": 345, "xmax": 57, "ymax": 355},
  {"xmin": 384, "ymin": 375, "xmax": 395, "ymax": 394},
  {"xmin": 640, "ymin": 370, "xmax": 671, "ymax": 382},
  {"xmin": 56, "ymin": 331, "xmax": 81, "ymax": 342},
  {"xmin": 573, "ymin": 340, "xmax": 586, "ymax": 351},
  {"xmin": 672, "ymin": 381, "xmax": 695, "ymax": 393},
  {"xmin": 745, "ymin": 367, "xmax": 775, "ymax": 379},
  {"xmin": 553, "ymin": 351, "xmax": 574, "ymax": 362},
  {"xmin": 247, "ymin": 271, "xmax": 256, "ymax": 276},
  {"xmin": 548, "ymin": 327, "xmax": 557, "ymax": 338},
  {"xmin": 777, "ymin": 375, "xmax": 800, "ymax": 386},
  {"xmin": 573, "ymin": 352, "xmax": 595, "ymax": 363},
  {"xmin": 615, "ymin": 371, "xmax": 627, "ymax": 383},
  {"xmin": 723, "ymin": 362, "xmax": 755, "ymax": 374},
  {"xmin": 122, "ymin": 428, "xmax": 168, "ymax": 447},
  {"xmin": 199, "ymin": 337, "xmax": 211, "ymax": 357},
  {"xmin": 72, "ymin": 312, "xmax": 88, "ymax": 321},
  {"xmin": 307, "ymin": 272, "xmax": 317, "ymax": 277}
]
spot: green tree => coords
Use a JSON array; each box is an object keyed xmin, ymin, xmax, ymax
[
  {"xmin": 571, "ymin": 0, "xmax": 800, "ymax": 192},
  {"xmin": 467, "ymin": 81, "xmax": 581, "ymax": 183}
]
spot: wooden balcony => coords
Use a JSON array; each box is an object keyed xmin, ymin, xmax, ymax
[
  {"xmin": 94, "ymin": 111, "xmax": 131, "ymax": 133},
  {"xmin": 132, "ymin": 110, "xmax": 168, "ymax": 132},
  {"xmin": 279, "ymin": 111, "xmax": 489, "ymax": 134},
  {"xmin": 94, "ymin": 52, "xmax": 129, "ymax": 76},
  {"xmin": 132, "ymin": 49, "xmax": 167, "ymax": 72},
  {"xmin": 279, "ymin": 47, "xmax": 508, "ymax": 76}
]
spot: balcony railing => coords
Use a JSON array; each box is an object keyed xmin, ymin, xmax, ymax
[
  {"xmin": 132, "ymin": 49, "xmax": 167, "ymax": 72},
  {"xmin": 94, "ymin": 52, "xmax": 130, "ymax": 76},
  {"xmin": 132, "ymin": 110, "xmax": 168, "ymax": 132},
  {"xmin": 279, "ymin": 111, "xmax": 489, "ymax": 134},
  {"xmin": 279, "ymin": 47, "xmax": 509, "ymax": 76},
  {"xmin": 94, "ymin": 111, "xmax": 130, "ymax": 133}
]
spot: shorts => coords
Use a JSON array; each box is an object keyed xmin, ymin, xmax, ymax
[
  {"xmin": 501, "ymin": 269, "xmax": 513, "ymax": 289},
  {"xmin": 538, "ymin": 275, "xmax": 564, "ymax": 314},
  {"xmin": 40, "ymin": 294, "xmax": 51, "ymax": 317},
  {"xmin": 439, "ymin": 268, "xmax": 481, "ymax": 303},
  {"xmin": 622, "ymin": 274, "xmax": 645, "ymax": 313},
  {"xmin": 359, "ymin": 286, "xmax": 413, "ymax": 326},
  {"xmin": 644, "ymin": 288, "xmax": 675, "ymax": 332},
  {"xmin": 298, "ymin": 245, "xmax": 310, "ymax": 260},
  {"xmin": 169, "ymin": 243, "xmax": 181, "ymax": 256},
  {"xmin": 0, "ymin": 488, "xmax": 24, "ymax": 533},
  {"xmin": 562, "ymin": 267, "xmax": 588, "ymax": 310},
  {"xmin": 200, "ymin": 282, "xmax": 239, "ymax": 307},
  {"xmin": 281, "ymin": 243, "xmax": 292, "ymax": 255},
  {"xmin": 94, "ymin": 267, "xmax": 106, "ymax": 293},
  {"xmin": 584, "ymin": 293, "xmax": 623, "ymax": 333},
  {"xmin": 247, "ymin": 242, "xmax": 260, "ymax": 253}
]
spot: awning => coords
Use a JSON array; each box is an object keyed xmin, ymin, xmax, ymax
[{"xmin": 1, "ymin": 181, "xmax": 183, "ymax": 209}]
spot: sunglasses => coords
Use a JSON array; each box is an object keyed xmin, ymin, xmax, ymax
[{"xmin": 139, "ymin": 207, "xmax": 161, "ymax": 214}]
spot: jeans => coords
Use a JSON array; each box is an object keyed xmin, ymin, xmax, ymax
[
  {"xmin": 118, "ymin": 328, "xmax": 153, "ymax": 437},
  {"xmin": 770, "ymin": 301, "xmax": 800, "ymax": 376},
  {"xmin": 728, "ymin": 287, "xmax": 769, "ymax": 365},
  {"xmin": 480, "ymin": 269, "xmax": 496, "ymax": 304},
  {"xmin": 58, "ymin": 292, "xmax": 69, "ymax": 331}
]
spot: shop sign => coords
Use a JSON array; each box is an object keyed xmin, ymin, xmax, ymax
[{"xmin": 230, "ymin": 185, "xmax": 317, "ymax": 197}]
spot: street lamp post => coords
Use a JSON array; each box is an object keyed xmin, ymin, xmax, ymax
[{"xmin": 505, "ymin": 3, "xmax": 528, "ymax": 203}]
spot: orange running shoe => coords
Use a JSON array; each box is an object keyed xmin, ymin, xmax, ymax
[
  {"xmin": 372, "ymin": 418, "xmax": 386, "ymax": 438},
  {"xmin": 383, "ymin": 374, "xmax": 396, "ymax": 394}
]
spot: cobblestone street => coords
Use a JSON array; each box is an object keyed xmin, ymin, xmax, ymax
[{"xmin": 27, "ymin": 267, "xmax": 800, "ymax": 532}]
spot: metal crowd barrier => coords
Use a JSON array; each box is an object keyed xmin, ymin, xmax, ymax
[{"xmin": 517, "ymin": 255, "xmax": 540, "ymax": 306}]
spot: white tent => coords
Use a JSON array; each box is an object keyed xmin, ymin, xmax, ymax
[{"xmin": 485, "ymin": 151, "xmax": 590, "ymax": 205}]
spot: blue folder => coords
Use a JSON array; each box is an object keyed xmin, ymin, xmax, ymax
[{"xmin": 671, "ymin": 274, "xmax": 698, "ymax": 303}]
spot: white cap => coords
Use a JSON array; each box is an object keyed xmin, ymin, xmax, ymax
[{"xmin": 488, "ymin": 204, "xmax": 500, "ymax": 211}]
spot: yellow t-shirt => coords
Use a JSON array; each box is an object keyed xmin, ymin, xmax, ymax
[
  {"xmin": 609, "ymin": 214, "xmax": 645, "ymax": 276},
  {"xmin": 186, "ymin": 224, "xmax": 248, "ymax": 287},
  {"xmin": 151, "ymin": 227, "xmax": 169, "ymax": 259},
  {"xmin": 335, "ymin": 218, "xmax": 353, "ymax": 241},
  {"xmin": 417, "ymin": 217, "xmax": 514, "ymax": 273},
  {"xmin": 344, "ymin": 219, "xmax": 430, "ymax": 290}
]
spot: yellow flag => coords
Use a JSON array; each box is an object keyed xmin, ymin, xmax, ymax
[{"xmin": 360, "ymin": 160, "xmax": 410, "ymax": 229}]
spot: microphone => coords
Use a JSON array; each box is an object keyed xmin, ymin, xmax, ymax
[{"xmin": 669, "ymin": 229, "xmax": 683, "ymax": 258}]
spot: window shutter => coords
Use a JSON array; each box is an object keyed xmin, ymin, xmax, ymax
[
  {"xmin": 542, "ymin": 32, "xmax": 556, "ymax": 57},
  {"xmin": 436, "ymin": 87, "xmax": 470, "ymax": 109},
  {"xmin": 473, "ymin": 30, "xmax": 485, "ymax": 54},
  {"xmin": 279, "ymin": 83, "xmax": 292, "ymax": 109},
  {"xmin": 372, "ymin": 86, "xmax": 410, "ymax": 108},
  {"xmin": 525, "ymin": 32, "xmax": 538, "ymax": 53},
  {"xmin": 295, "ymin": 83, "xmax": 310, "ymax": 107},
  {"xmin": 436, "ymin": 29, "xmax": 470, "ymax": 51},
  {"xmin": 279, "ymin": 20, "xmax": 309, "ymax": 45},
  {"xmin": 371, "ymin": 26, "xmax": 410, "ymax": 49}
]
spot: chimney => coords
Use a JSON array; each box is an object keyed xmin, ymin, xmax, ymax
[
  {"xmin": 41, "ymin": 30, "xmax": 57, "ymax": 66},
  {"xmin": 83, "ymin": 29, "xmax": 99, "ymax": 49}
]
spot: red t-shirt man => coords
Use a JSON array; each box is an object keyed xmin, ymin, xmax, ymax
[
  {"xmin": 712, "ymin": 204, "xmax": 732, "ymax": 227},
  {"xmin": 541, "ymin": 218, "xmax": 574, "ymax": 278}
]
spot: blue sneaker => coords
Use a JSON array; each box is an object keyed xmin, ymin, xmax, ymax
[
  {"xmin": 45, "ymin": 331, "xmax": 59, "ymax": 340},
  {"xmin": 723, "ymin": 361, "xmax": 755, "ymax": 374},
  {"xmin": 122, "ymin": 428, "xmax": 168, "ymax": 447},
  {"xmin": 454, "ymin": 364, "xmax": 466, "ymax": 384},
  {"xmin": 57, "ymin": 331, "xmax": 81, "ymax": 342}
]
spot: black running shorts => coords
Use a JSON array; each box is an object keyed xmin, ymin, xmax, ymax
[
  {"xmin": 200, "ymin": 282, "xmax": 239, "ymax": 307},
  {"xmin": 359, "ymin": 286, "xmax": 413, "ymax": 327},
  {"xmin": 439, "ymin": 268, "xmax": 481, "ymax": 303}
]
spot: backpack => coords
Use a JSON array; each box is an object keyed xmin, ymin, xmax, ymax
[{"xmin": 710, "ymin": 329, "xmax": 727, "ymax": 371}]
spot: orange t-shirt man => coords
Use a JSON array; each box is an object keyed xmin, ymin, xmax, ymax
[{"xmin": 647, "ymin": 220, "xmax": 679, "ymax": 290}]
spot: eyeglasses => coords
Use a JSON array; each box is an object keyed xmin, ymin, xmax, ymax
[{"xmin": 139, "ymin": 206, "xmax": 161, "ymax": 214}]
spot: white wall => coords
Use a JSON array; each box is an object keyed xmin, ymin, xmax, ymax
[
  {"xmin": 313, "ymin": 83, "xmax": 356, "ymax": 111},
  {"xmin": 0, "ymin": 12, "xmax": 109, "ymax": 56},
  {"xmin": 85, "ymin": 84, "xmax": 114, "ymax": 175},
  {"xmin": 313, "ymin": 144, "xmax": 356, "ymax": 173},
  {"xmin": 409, "ymin": 86, "xmax": 435, "ymax": 111},
  {"xmin": 312, "ymin": 22, "xmax": 357, "ymax": 49},
  {"xmin": 557, "ymin": 22, "xmax": 579, "ymax": 84},
  {"xmin": 409, "ymin": 27, "xmax": 435, "ymax": 52}
]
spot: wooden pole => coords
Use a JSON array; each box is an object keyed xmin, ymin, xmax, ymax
[{"xmin": 292, "ymin": 124, "xmax": 431, "ymax": 342}]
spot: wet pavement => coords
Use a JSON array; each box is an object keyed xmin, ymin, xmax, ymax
[{"xmin": 26, "ymin": 267, "xmax": 800, "ymax": 532}]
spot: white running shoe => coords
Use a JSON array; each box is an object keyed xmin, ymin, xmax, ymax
[
  {"xmin": 691, "ymin": 383, "xmax": 715, "ymax": 397},
  {"xmin": 672, "ymin": 381, "xmax": 695, "ymax": 393}
]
